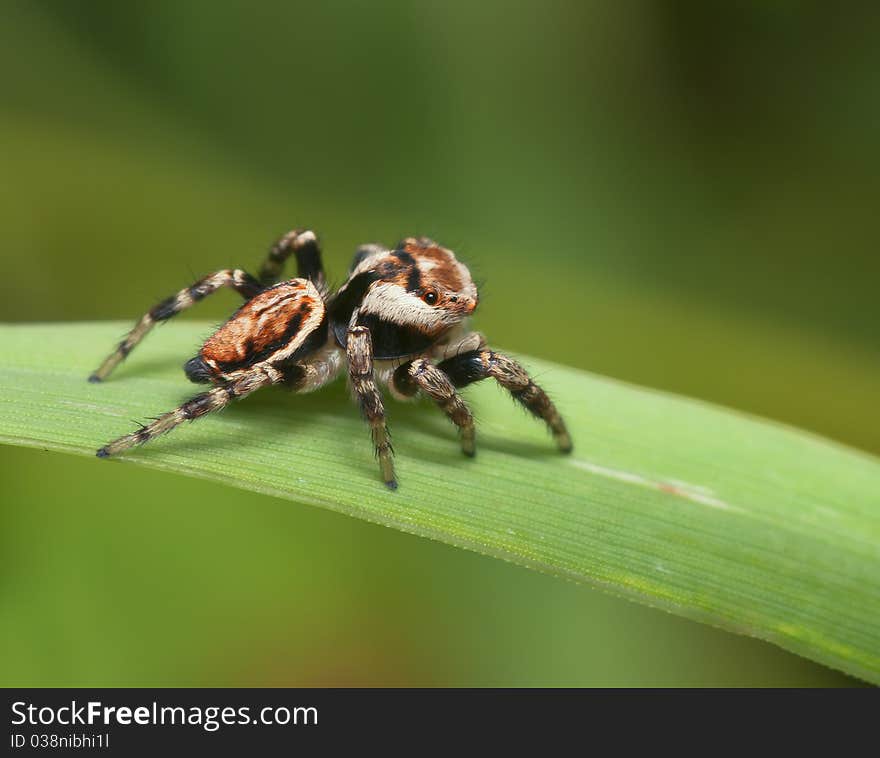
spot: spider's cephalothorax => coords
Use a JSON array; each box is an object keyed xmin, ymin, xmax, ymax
[{"xmin": 89, "ymin": 230, "xmax": 572, "ymax": 489}]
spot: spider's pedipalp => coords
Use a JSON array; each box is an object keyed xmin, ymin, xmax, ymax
[
  {"xmin": 89, "ymin": 268, "xmax": 262, "ymax": 382},
  {"xmin": 437, "ymin": 348, "xmax": 572, "ymax": 453}
]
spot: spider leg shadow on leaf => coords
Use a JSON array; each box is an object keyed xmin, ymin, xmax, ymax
[{"xmin": 384, "ymin": 396, "xmax": 562, "ymax": 465}]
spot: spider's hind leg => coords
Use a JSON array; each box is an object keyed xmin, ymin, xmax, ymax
[
  {"xmin": 437, "ymin": 349, "xmax": 572, "ymax": 453},
  {"xmin": 96, "ymin": 367, "xmax": 276, "ymax": 457},
  {"xmin": 89, "ymin": 269, "xmax": 262, "ymax": 382}
]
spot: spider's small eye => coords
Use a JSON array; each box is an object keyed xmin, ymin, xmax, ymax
[{"xmin": 422, "ymin": 290, "xmax": 439, "ymax": 306}]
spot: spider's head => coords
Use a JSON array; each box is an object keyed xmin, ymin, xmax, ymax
[{"xmin": 350, "ymin": 237, "xmax": 479, "ymax": 337}]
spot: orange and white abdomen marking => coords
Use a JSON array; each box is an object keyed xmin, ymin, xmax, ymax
[{"xmin": 201, "ymin": 278, "xmax": 327, "ymax": 379}]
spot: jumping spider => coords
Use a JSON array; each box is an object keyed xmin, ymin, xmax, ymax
[{"xmin": 90, "ymin": 230, "xmax": 572, "ymax": 488}]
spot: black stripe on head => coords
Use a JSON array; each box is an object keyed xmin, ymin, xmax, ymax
[
  {"xmin": 393, "ymin": 249, "xmax": 415, "ymax": 266},
  {"xmin": 405, "ymin": 260, "xmax": 421, "ymax": 293},
  {"xmin": 386, "ymin": 249, "xmax": 420, "ymax": 292}
]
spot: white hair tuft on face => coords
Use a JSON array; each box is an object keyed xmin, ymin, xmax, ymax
[{"xmin": 359, "ymin": 282, "xmax": 450, "ymax": 333}]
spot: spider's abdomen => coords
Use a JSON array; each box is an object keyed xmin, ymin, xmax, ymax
[{"xmin": 192, "ymin": 279, "xmax": 327, "ymax": 381}]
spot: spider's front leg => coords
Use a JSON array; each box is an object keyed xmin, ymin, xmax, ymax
[
  {"xmin": 89, "ymin": 268, "xmax": 262, "ymax": 382},
  {"xmin": 438, "ymin": 348, "xmax": 573, "ymax": 453},
  {"xmin": 392, "ymin": 360, "xmax": 476, "ymax": 457},
  {"xmin": 96, "ymin": 367, "xmax": 278, "ymax": 458},
  {"xmin": 346, "ymin": 325, "xmax": 397, "ymax": 489},
  {"xmin": 259, "ymin": 229, "xmax": 326, "ymax": 291}
]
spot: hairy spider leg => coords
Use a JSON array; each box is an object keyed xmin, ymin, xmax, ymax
[
  {"xmin": 437, "ymin": 349, "xmax": 573, "ymax": 453},
  {"xmin": 392, "ymin": 359, "xmax": 476, "ymax": 456},
  {"xmin": 95, "ymin": 367, "xmax": 279, "ymax": 457},
  {"xmin": 259, "ymin": 229, "xmax": 325, "ymax": 291},
  {"xmin": 348, "ymin": 243, "xmax": 386, "ymax": 273},
  {"xmin": 347, "ymin": 325, "xmax": 397, "ymax": 489},
  {"xmin": 89, "ymin": 269, "xmax": 262, "ymax": 382}
]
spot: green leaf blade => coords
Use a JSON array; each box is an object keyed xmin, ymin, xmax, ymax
[{"xmin": 1, "ymin": 322, "xmax": 879, "ymax": 682}]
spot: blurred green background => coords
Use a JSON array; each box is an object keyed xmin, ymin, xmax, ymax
[{"xmin": 1, "ymin": 1, "xmax": 878, "ymax": 686}]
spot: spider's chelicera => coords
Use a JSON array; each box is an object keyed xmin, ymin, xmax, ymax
[{"xmin": 90, "ymin": 231, "xmax": 572, "ymax": 488}]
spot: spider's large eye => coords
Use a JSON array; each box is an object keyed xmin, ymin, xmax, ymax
[{"xmin": 422, "ymin": 289, "xmax": 439, "ymax": 306}]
